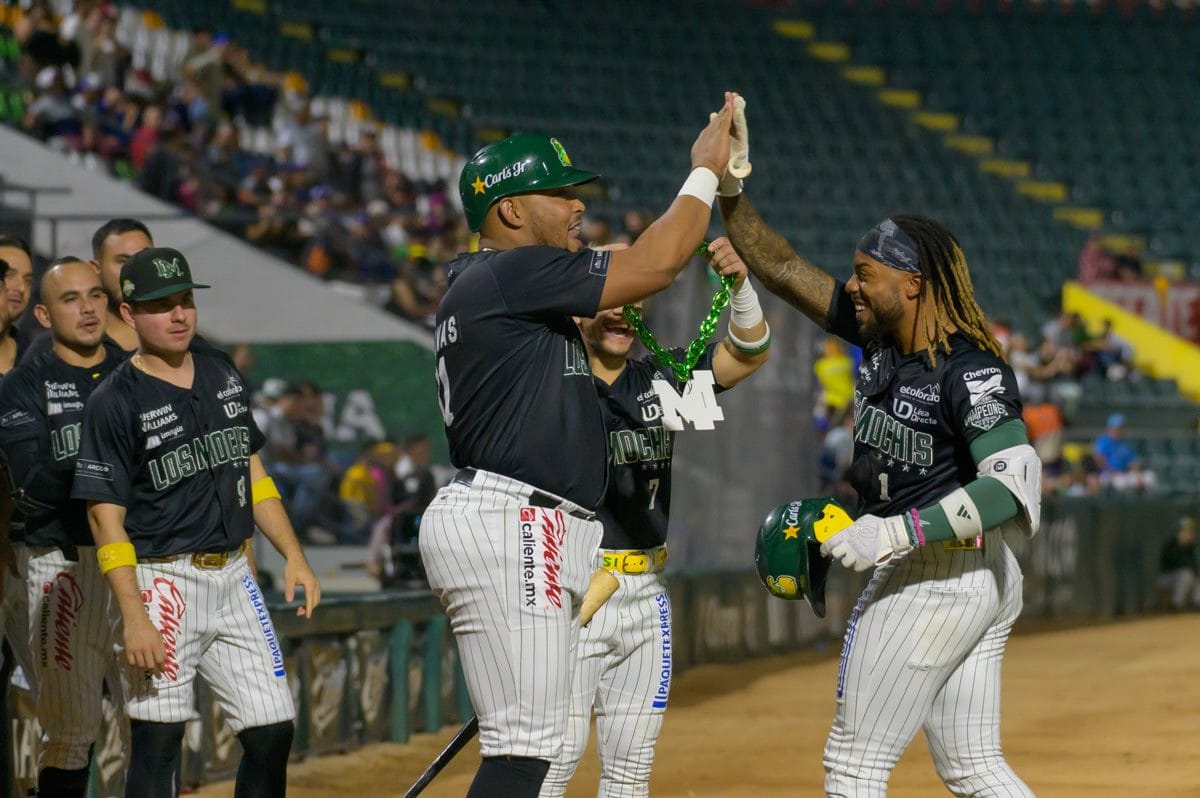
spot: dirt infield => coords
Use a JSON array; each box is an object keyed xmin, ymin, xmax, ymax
[{"xmin": 194, "ymin": 614, "xmax": 1200, "ymax": 797}]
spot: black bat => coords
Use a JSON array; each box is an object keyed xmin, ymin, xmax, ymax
[{"xmin": 401, "ymin": 715, "xmax": 479, "ymax": 798}]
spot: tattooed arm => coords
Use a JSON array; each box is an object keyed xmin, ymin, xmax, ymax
[{"xmin": 718, "ymin": 193, "xmax": 836, "ymax": 329}]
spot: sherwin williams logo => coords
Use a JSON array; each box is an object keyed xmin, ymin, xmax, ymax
[
  {"xmin": 153, "ymin": 257, "xmax": 184, "ymax": 279},
  {"xmin": 550, "ymin": 138, "xmax": 571, "ymax": 166},
  {"xmin": 243, "ymin": 574, "xmax": 286, "ymax": 677}
]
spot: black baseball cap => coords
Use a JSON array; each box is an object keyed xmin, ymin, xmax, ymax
[{"xmin": 120, "ymin": 247, "xmax": 210, "ymax": 302}]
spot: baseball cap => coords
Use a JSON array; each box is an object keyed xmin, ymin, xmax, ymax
[
  {"xmin": 120, "ymin": 247, "xmax": 211, "ymax": 302},
  {"xmin": 1106, "ymin": 413, "xmax": 1125, "ymax": 429}
]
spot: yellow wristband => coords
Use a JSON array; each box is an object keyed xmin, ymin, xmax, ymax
[
  {"xmin": 96, "ymin": 542, "xmax": 137, "ymax": 574},
  {"xmin": 252, "ymin": 476, "xmax": 282, "ymax": 505}
]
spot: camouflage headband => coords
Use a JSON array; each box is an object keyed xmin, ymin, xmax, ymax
[{"xmin": 857, "ymin": 218, "xmax": 920, "ymax": 273}]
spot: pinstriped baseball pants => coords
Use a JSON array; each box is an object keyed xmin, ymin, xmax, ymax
[
  {"xmin": 540, "ymin": 570, "xmax": 671, "ymax": 798},
  {"xmin": 824, "ymin": 529, "xmax": 1034, "ymax": 797},
  {"xmin": 420, "ymin": 471, "xmax": 603, "ymax": 760}
]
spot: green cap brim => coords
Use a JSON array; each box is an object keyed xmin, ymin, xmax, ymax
[{"xmin": 129, "ymin": 282, "xmax": 211, "ymax": 302}]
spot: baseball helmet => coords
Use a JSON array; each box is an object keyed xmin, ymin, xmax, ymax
[
  {"xmin": 754, "ymin": 497, "xmax": 853, "ymax": 618},
  {"xmin": 458, "ymin": 134, "xmax": 600, "ymax": 231}
]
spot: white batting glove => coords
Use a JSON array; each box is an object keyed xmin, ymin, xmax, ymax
[
  {"xmin": 710, "ymin": 94, "xmax": 750, "ymax": 196},
  {"xmin": 820, "ymin": 513, "xmax": 917, "ymax": 572}
]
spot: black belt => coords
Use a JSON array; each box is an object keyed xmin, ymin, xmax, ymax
[{"xmin": 453, "ymin": 468, "xmax": 595, "ymax": 521}]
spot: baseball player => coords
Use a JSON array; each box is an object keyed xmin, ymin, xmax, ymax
[
  {"xmin": 721, "ymin": 140, "xmax": 1040, "ymax": 793},
  {"xmin": 420, "ymin": 93, "xmax": 736, "ymax": 797},
  {"xmin": 0, "ymin": 257, "xmax": 128, "ymax": 796},
  {"xmin": 540, "ymin": 237, "xmax": 770, "ymax": 797},
  {"xmin": 71, "ymin": 246, "xmax": 321, "ymax": 798}
]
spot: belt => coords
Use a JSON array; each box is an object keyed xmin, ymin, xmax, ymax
[
  {"xmin": 943, "ymin": 535, "xmax": 985, "ymax": 552},
  {"xmin": 453, "ymin": 468, "xmax": 595, "ymax": 521},
  {"xmin": 141, "ymin": 540, "xmax": 248, "ymax": 570},
  {"xmin": 601, "ymin": 546, "xmax": 668, "ymax": 575}
]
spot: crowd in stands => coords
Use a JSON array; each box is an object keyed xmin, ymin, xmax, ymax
[{"xmin": 6, "ymin": 0, "xmax": 464, "ymax": 329}]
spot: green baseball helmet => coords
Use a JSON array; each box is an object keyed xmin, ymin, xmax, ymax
[
  {"xmin": 458, "ymin": 134, "xmax": 600, "ymax": 231},
  {"xmin": 754, "ymin": 497, "xmax": 853, "ymax": 618}
]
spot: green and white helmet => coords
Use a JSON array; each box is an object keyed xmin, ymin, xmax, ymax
[
  {"xmin": 754, "ymin": 497, "xmax": 853, "ymax": 618},
  {"xmin": 458, "ymin": 135, "xmax": 599, "ymax": 231}
]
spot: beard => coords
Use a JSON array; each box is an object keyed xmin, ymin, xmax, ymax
[{"xmin": 858, "ymin": 290, "xmax": 905, "ymax": 350}]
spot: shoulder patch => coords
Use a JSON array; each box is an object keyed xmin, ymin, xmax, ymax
[
  {"xmin": 588, "ymin": 249, "xmax": 610, "ymax": 277},
  {"xmin": 0, "ymin": 409, "xmax": 34, "ymax": 428},
  {"xmin": 75, "ymin": 459, "xmax": 114, "ymax": 481},
  {"xmin": 964, "ymin": 398, "xmax": 1008, "ymax": 431}
]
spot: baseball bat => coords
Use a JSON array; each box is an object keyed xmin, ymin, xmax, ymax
[
  {"xmin": 400, "ymin": 568, "xmax": 619, "ymax": 796},
  {"xmin": 402, "ymin": 715, "xmax": 479, "ymax": 798}
]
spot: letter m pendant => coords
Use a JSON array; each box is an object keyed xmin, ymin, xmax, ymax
[{"xmin": 651, "ymin": 370, "xmax": 724, "ymax": 431}]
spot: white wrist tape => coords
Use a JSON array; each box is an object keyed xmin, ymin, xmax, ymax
[
  {"xmin": 938, "ymin": 487, "xmax": 984, "ymax": 539},
  {"xmin": 729, "ymin": 279, "xmax": 763, "ymax": 328},
  {"xmin": 727, "ymin": 321, "xmax": 771, "ymax": 354},
  {"xmin": 677, "ymin": 167, "xmax": 719, "ymax": 208}
]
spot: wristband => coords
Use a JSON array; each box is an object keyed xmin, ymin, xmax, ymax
[
  {"xmin": 729, "ymin": 278, "xmax": 764, "ymax": 328},
  {"xmin": 252, "ymin": 476, "xmax": 282, "ymax": 505},
  {"xmin": 677, "ymin": 167, "xmax": 719, "ymax": 208},
  {"xmin": 908, "ymin": 508, "xmax": 926, "ymax": 548},
  {"xmin": 97, "ymin": 542, "xmax": 137, "ymax": 574},
  {"xmin": 727, "ymin": 321, "xmax": 771, "ymax": 355}
]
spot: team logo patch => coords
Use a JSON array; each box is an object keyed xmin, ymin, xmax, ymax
[
  {"xmin": 588, "ymin": 248, "xmax": 610, "ymax": 277},
  {"xmin": 243, "ymin": 574, "xmax": 286, "ymax": 677},
  {"xmin": 75, "ymin": 459, "xmax": 113, "ymax": 481},
  {"xmin": 550, "ymin": 137, "xmax": 572, "ymax": 167},
  {"xmin": 145, "ymin": 576, "xmax": 187, "ymax": 682},
  {"xmin": 652, "ymin": 592, "xmax": 672, "ymax": 709},
  {"xmin": 517, "ymin": 507, "xmax": 566, "ymax": 613},
  {"xmin": 0, "ymin": 409, "xmax": 34, "ymax": 428},
  {"xmin": 965, "ymin": 398, "xmax": 1008, "ymax": 432}
]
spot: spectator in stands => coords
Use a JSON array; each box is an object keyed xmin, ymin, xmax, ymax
[
  {"xmin": 1157, "ymin": 517, "xmax": 1199, "ymax": 611},
  {"xmin": 582, "ymin": 215, "xmax": 613, "ymax": 247},
  {"xmin": 383, "ymin": 255, "xmax": 446, "ymax": 328},
  {"xmin": 818, "ymin": 409, "xmax": 856, "ymax": 508},
  {"xmin": 620, "ymin": 209, "xmax": 653, "ymax": 243},
  {"xmin": 1093, "ymin": 413, "xmax": 1138, "ymax": 474},
  {"xmin": 1077, "ymin": 235, "xmax": 1118, "ymax": 283},
  {"xmin": 1084, "ymin": 318, "xmax": 1134, "ymax": 380},
  {"xmin": 1023, "ymin": 401, "xmax": 1064, "ymax": 464},
  {"xmin": 0, "ymin": 235, "xmax": 34, "ymax": 354},
  {"xmin": 23, "ymin": 66, "xmax": 79, "ymax": 141},
  {"xmin": 814, "ymin": 336, "xmax": 854, "ymax": 419},
  {"xmin": 366, "ymin": 433, "xmax": 438, "ymax": 588},
  {"xmin": 1007, "ymin": 332, "xmax": 1039, "ymax": 400},
  {"xmin": 1107, "ymin": 460, "xmax": 1158, "ymax": 494},
  {"xmin": 1113, "ymin": 253, "xmax": 1142, "ymax": 282},
  {"xmin": 1062, "ymin": 455, "xmax": 1102, "ymax": 497},
  {"xmin": 339, "ymin": 440, "xmax": 401, "ymax": 542},
  {"xmin": 261, "ymin": 381, "xmax": 336, "ymax": 542}
]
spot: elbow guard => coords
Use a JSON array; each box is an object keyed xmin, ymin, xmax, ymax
[{"xmin": 977, "ymin": 444, "xmax": 1042, "ymax": 537}]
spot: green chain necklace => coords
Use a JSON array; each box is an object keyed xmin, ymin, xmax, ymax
[{"xmin": 622, "ymin": 243, "xmax": 735, "ymax": 382}]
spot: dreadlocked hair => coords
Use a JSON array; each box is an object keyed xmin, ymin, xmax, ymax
[{"xmin": 891, "ymin": 214, "xmax": 1003, "ymax": 367}]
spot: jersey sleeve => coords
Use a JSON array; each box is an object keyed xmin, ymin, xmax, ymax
[
  {"xmin": 70, "ymin": 386, "xmax": 136, "ymax": 507},
  {"xmin": 0, "ymin": 371, "xmax": 43, "ymax": 451},
  {"xmin": 825, "ymin": 280, "xmax": 864, "ymax": 347},
  {"xmin": 248, "ymin": 401, "xmax": 266, "ymax": 454},
  {"xmin": 945, "ymin": 355, "xmax": 1024, "ymax": 446},
  {"xmin": 490, "ymin": 246, "xmax": 609, "ymax": 317}
]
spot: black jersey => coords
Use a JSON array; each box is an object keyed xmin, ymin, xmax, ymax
[
  {"xmin": 435, "ymin": 246, "xmax": 610, "ymax": 509},
  {"xmin": 827, "ymin": 281, "xmax": 1023, "ymax": 517},
  {"xmin": 0, "ymin": 341, "xmax": 127, "ymax": 547},
  {"xmin": 20, "ymin": 330, "xmax": 222, "ymax": 364},
  {"xmin": 70, "ymin": 349, "xmax": 265, "ymax": 557},
  {"xmin": 596, "ymin": 344, "xmax": 722, "ymax": 550}
]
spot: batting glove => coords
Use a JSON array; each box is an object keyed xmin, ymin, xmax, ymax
[
  {"xmin": 711, "ymin": 94, "xmax": 750, "ymax": 196},
  {"xmin": 820, "ymin": 513, "xmax": 918, "ymax": 572}
]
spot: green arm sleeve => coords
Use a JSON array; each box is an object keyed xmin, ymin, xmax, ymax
[{"xmin": 914, "ymin": 420, "xmax": 1028, "ymax": 544}]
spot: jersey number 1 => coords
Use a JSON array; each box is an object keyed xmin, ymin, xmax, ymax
[
  {"xmin": 436, "ymin": 357, "xmax": 454, "ymax": 426},
  {"xmin": 878, "ymin": 472, "xmax": 891, "ymax": 502}
]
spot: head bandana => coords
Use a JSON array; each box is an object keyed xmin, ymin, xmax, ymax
[{"xmin": 857, "ymin": 218, "xmax": 920, "ymax": 273}]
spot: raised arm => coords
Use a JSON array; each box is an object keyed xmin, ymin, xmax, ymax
[
  {"xmin": 718, "ymin": 193, "xmax": 837, "ymax": 329},
  {"xmin": 598, "ymin": 93, "xmax": 735, "ymax": 309}
]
